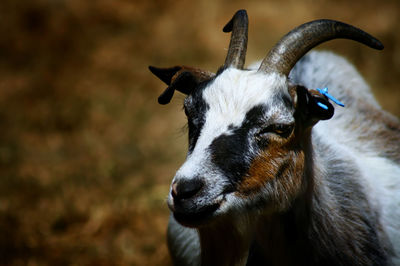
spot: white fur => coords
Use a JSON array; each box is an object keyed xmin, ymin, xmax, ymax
[
  {"xmin": 296, "ymin": 51, "xmax": 400, "ymax": 263},
  {"xmin": 170, "ymin": 69, "xmax": 292, "ymax": 208}
]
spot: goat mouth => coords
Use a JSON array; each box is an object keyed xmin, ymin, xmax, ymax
[{"xmin": 172, "ymin": 203, "xmax": 221, "ymax": 228}]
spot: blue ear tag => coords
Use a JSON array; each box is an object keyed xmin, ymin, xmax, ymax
[
  {"xmin": 316, "ymin": 87, "xmax": 345, "ymax": 107},
  {"xmin": 317, "ymin": 102, "xmax": 329, "ymax": 110}
]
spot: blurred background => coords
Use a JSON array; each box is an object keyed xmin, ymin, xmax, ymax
[{"xmin": 0, "ymin": 0, "xmax": 399, "ymax": 265}]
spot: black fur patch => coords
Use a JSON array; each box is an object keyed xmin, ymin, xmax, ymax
[
  {"xmin": 184, "ymin": 81, "xmax": 212, "ymax": 152},
  {"xmin": 208, "ymin": 105, "xmax": 267, "ymax": 184}
]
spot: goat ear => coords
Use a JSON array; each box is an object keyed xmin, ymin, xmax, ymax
[
  {"xmin": 149, "ymin": 65, "xmax": 214, "ymax": 105},
  {"xmin": 157, "ymin": 71, "xmax": 198, "ymax": 104},
  {"xmin": 292, "ymin": 85, "xmax": 334, "ymax": 125},
  {"xmin": 148, "ymin": 66, "xmax": 182, "ymax": 85}
]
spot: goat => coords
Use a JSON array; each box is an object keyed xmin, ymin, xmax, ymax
[{"xmin": 149, "ymin": 10, "xmax": 400, "ymax": 266}]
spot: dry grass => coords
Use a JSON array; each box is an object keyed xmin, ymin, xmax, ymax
[{"xmin": 0, "ymin": 0, "xmax": 399, "ymax": 265}]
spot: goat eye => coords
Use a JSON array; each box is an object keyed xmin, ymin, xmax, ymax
[
  {"xmin": 184, "ymin": 107, "xmax": 199, "ymax": 128},
  {"xmin": 256, "ymin": 124, "xmax": 293, "ymax": 139},
  {"xmin": 273, "ymin": 124, "xmax": 293, "ymax": 136},
  {"xmin": 183, "ymin": 103, "xmax": 194, "ymax": 117}
]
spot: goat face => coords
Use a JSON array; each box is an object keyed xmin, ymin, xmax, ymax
[
  {"xmin": 168, "ymin": 69, "xmax": 314, "ymax": 227},
  {"xmin": 149, "ymin": 10, "xmax": 383, "ymax": 228}
]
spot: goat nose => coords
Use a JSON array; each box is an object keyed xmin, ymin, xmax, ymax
[{"xmin": 171, "ymin": 178, "xmax": 204, "ymax": 200}]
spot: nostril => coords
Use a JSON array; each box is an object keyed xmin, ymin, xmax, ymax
[
  {"xmin": 171, "ymin": 178, "xmax": 204, "ymax": 200},
  {"xmin": 171, "ymin": 182, "xmax": 179, "ymax": 198}
]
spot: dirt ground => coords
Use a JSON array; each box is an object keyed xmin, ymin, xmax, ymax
[{"xmin": 0, "ymin": 0, "xmax": 399, "ymax": 265}]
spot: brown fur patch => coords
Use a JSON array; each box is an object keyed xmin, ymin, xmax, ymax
[{"xmin": 237, "ymin": 133, "xmax": 306, "ymax": 208}]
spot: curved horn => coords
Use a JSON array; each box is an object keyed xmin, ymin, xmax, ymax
[
  {"xmin": 258, "ymin": 19, "xmax": 384, "ymax": 76},
  {"xmin": 223, "ymin": 10, "xmax": 249, "ymax": 69}
]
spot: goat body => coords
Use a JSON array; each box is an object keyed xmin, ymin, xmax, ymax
[
  {"xmin": 150, "ymin": 11, "xmax": 400, "ymax": 266},
  {"xmin": 166, "ymin": 51, "xmax": 400, "ymax": 265}
]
